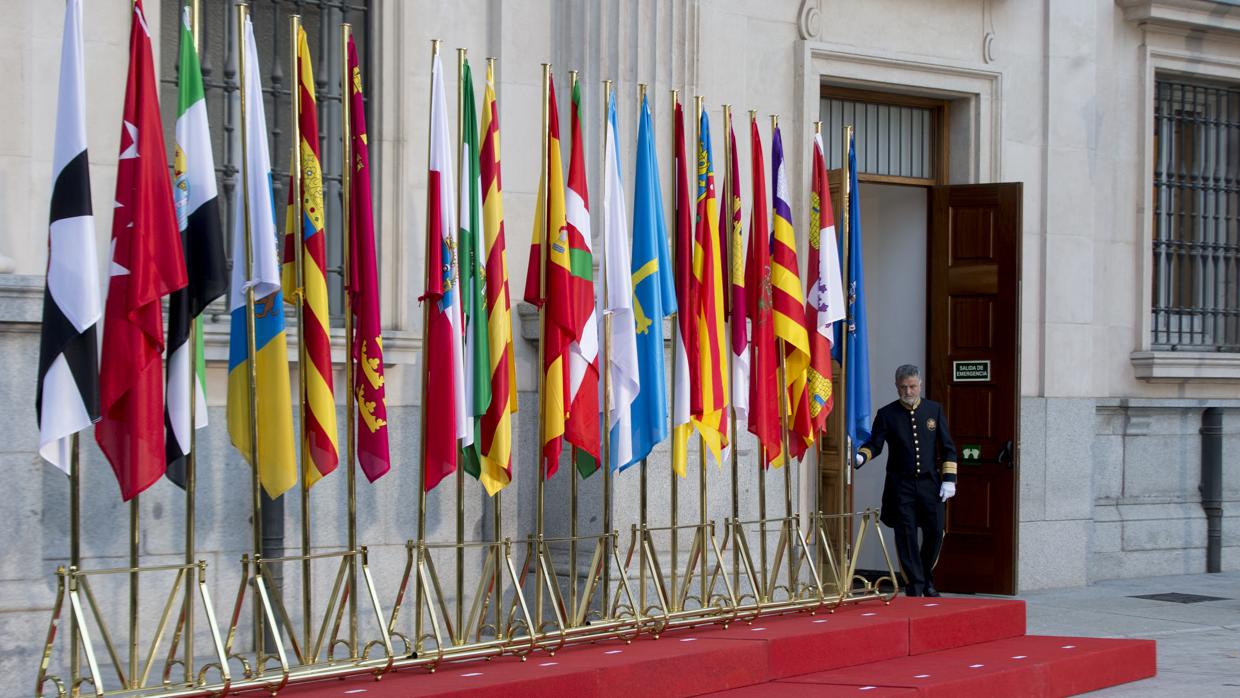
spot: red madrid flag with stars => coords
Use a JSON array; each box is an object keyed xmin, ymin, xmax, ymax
[{"xmin": 96, "ymin": 0, "xmax": 187, "ymax": 501}]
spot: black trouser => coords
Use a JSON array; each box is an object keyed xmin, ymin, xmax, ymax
[{"xmin": 889, "ymin": 476, "xmax": 945, "ymax": 594}]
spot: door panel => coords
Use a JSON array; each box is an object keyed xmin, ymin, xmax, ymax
[{"xmin": 928, "ymin": 183, "xmax": 1021, "ymax": 595}]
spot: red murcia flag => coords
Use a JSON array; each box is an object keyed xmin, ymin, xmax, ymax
[{"xmin": 96, "ymin": 0, "xmax": 187, "ymax": 500}]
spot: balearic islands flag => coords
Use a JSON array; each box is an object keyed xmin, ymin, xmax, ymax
[
  {"xmin": 478, "ymin": 60, "xmax": 516, "ymax": 494},
  {"xmin": 165, "ymin": 6, "xmax": 228, "ymax": 488},
  {"xmin": 602, "ymin": 91, "xmax": 640, "ymax": 471},
  {"xmin": 96, "ymin": 0, "xmax": 188, "ymax": 500},
  {"xmin": 565, "ymin": 79, "xmax": 601, "ymax": 477},
  {"xmin": 226, "ymin": 14, "xmax": 297, "ymax": 498},
  {"xmin": 691, "ymin": 108, "xmax": 729, "ymax": 469},
  {"xmin": 805, "ymin": 131, "xmax": 845, "ymax": 434},
  {"xmin": 770, "ymin": 122, "xmax": 814, "ymax": 463},
  {"xmin": 282, "ymin": 26, "xmax": 339, "ymax": 489},
  {"xmin": 345, "ymin": 32, "xmax": 390, "ymax": 482},
  {"xmin": 37, "ymin": 0, "xmax": 100, "ymax": 473},
  {"xmin": 423, "ymin": 49, "xmax": 466, "ymax": 492}
]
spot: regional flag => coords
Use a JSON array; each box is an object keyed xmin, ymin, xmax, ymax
[
  {"xmin": 523, "ymin": 73, "xmax": 573, "ymax": 480},
  {"xmin": 282, "ymin": 25, "xmax": 339, "ymax": 489},
  {"xmin": 345, "ymin": 33, "xmax": 390, "ymax": 482},
  {"xmin": 670, "ymin": 98, "xmax": 693, "ymax": 478},
  {"xmin": 565, "ymin": 79, "xmax": 601, "ymax": 478},
  {"xmin": 805, "ymin": 131, "xmax": 845, "ymax": 434},
  {"xmin": 478, "ymin": 60, "xmax": 516, "ymax": 494},
  {"xmin": 37, "ymin": 0, "xmax": 100, "ymax": 473},
  {"xmin": 459, "ymin": 58, "xmax": 491, "ymax": 483},
  {"xmin": 745, "ymin": 118, "xmax": 781, "ymax": 467},
  {"xmin": 836, "ymin": 132, "xmax": 872, "ymax": 447},
  {"xmin": 96, "ymin": 0, "xmax": 188, "ymax": 501},
  {"xmin": 166, "ymin": 6, "xmax": 228, "ymax": 488},
  {"xmin": 226, "ymin": 14, "xmax": 297, "ymax": 499},
  {"xmin": 770, "ymin": 123, "xmax": 814, "ymax": 461},
  {"xmin": 627, "ymin": 93, "xmax": 676, "ymax": 469},
  {"xmin": 727, "ymin": 116, "xmax": 749, "ymax": 437},
  {"xmin": 422, "ymin": 49, "xmax": 467, "ymax": 492},
  {"xmin": 691, "ymin": 108, "xmax": 729, "ymax": 469},
  {"xmin": 602, "ymin": 91, "xmax": 640, "ymax": 471}
]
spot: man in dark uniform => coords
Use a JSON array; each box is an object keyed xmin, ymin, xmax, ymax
[{"xmin": 854, "ymin": 364, "xmax": 957, "ymax": 597}]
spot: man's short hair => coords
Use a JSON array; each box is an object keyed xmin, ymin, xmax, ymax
[{"xmin": 895, "ymin": 364, "xmax": 921, "ymax": 383}]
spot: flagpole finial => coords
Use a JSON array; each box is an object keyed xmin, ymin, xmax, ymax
[
  {"xmin": 695, "ymin": 95, "xmax": 703, "ymax": 118},
  {"xmin": 814, "ymin": 120, "xmax": 821, "ymax": 135},
  {"xmin": 431, "ymin": 39, "xmax": 441, "ymax": 56},
  {"xmin": 749, "ymin": 109, "xmax": 757, "ymax": 122},
  {"xmin": 771, "ymin": 114, "xmax": 779, "ymax": 129},
  {"xmin": 639, "ymin": 83, "xmax": 647, "ymax": 102}
]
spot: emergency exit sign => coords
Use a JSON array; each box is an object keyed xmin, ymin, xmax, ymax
[{"xmin": 953, "ymin": 360, "xmax": 991, "ymax": 382}]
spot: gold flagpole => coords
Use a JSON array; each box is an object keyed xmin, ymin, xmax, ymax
[
  {"xmin": 415, "ymin": 38, "xmax": 441, "ymax": 657},
  {"xmin": 69, "ymin": 435, "xmax": 80, "ymax": 686},
  {"xmin": 669, "ymin": 88, "xmax": 679, "ymax": 613},
  {"xmin": 454, "ymin": 46, "xmax": 466, "ymax": 646},
  {"xmin": 129, "ymin": 498, "xmax": 138, "ymax": 687},
  {"xmin": 535, "ymin": 62, "xmax": 550, "ymax": 629},
  {"xmin": 340, "ymin": 21, "xmax": 359, "ymax": 658},
  {"xmin": 289, "ymin": 12, "xmax": 313, "ymax": 660},
  {"xmin": 236, "ymin": 0, "xmax": 266, "ymax": 665},
  {"xmin": 751, "ymin": 109, "xmax": 767, "ymax": 604},
  {"xmin": 486, "ymin": 56, "xmax": 504, "ymax": 642},
  {"xmin": 637, "ymin": 82, "xmax": 648, "ymax": 616},
  {"xmin": 772, "ymin": 113, "xmax": 796, "ymax": 596},
  {"xmin": 695, "ymin": 94, "xmax": 708, "ymax": 607},
  {"xmin": 568, "ymin": 70, "xmax": 580, "ymax": 622},
  {"xmin": 838, "ymin": 125, "xmax": 854, "ymax": 584},
  {"xmin": 183, "ymin": 0, "xmax": 202, "ymax": 680},
  {"xmin": 600, "ymin": 78, "xmax": 614, "ymax": 618},
  {"xmin": 722, "ymin": 103, "xmax": 739, "ymax": 596}
]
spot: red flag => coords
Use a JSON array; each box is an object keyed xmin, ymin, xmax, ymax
[
  {"xmin": 346, "ymin": 35, "xmax": 390, "ymax": 482},
  {"xmin": 96, "ymin": 0, "xmax": 187, "ymax": 500},
  {"xmin": 745, "ymin": 119, "xmax": 780, "ymax": 466}
]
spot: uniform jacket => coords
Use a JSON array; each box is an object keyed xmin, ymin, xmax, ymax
[{"xmin": 857, "ymin": 398, "xmax": 958, "ymax": 527}]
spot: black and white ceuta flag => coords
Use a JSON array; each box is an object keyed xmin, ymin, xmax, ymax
[
  {"xmin": 36, "ymin": 0, "xmax": 101, "ymax": 473},
  {"xmin": 164, "ymin": 7, "xmax": 228, "ymax": 487}
]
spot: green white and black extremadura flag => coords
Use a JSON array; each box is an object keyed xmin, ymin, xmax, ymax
[{"xmin": 165, "ymin": 6, "xmax": 227, "ymax": 486}]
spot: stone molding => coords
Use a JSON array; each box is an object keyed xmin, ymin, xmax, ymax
[
  {"xmin": 1131, "ymin": 351, "xmax": 1240, "ymax": 382},
  {"xmin": 1117, "ymin": 0, "xmax": 1240, "ymax": 37}
]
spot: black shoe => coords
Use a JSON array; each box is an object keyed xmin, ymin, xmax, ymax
[
  {"xmin": 905, "ymin": 585, "xmax": 922, "ymax": 597},
  {"xmin": 924, "ymin": 585, "xmax": 941, "ymax": 598}
]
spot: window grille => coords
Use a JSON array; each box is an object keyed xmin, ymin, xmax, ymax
[
  {"xmin": 821, "ymin": 96, "xmax": 935, "ymax": 180},
  {"xmin": 1152, "ymin": 77, "xmax": 1240, "ymax": 351},
  {"xmin": 160, "ymin": 0, "xmax": 372, "ymax": 322}
]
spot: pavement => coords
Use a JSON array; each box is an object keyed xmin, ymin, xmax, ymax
[{"xmin": 1006, "ymin": 571, "xmax": 1240, "ymax": 696}]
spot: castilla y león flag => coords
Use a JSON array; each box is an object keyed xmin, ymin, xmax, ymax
[{"xmin": 96, "ymin": 0, "xmax": 187, "ymax": 501}]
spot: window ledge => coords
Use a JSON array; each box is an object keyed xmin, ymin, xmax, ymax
[
  {"xmin": 1118, "ymin": 0, "xmax": 1240, "ymax": 37},
  {"xmin": 1131, "ymin": 350, "xmax": 1240, "ymax": 381}
]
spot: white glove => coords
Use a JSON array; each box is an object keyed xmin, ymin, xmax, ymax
[
  {"xmin": 939, "ymin": 482, "xmax": 956, "ymax": 502},
  {"xmin": 854, "ymin": 453, "xmax": 864, "ymax": 468}
]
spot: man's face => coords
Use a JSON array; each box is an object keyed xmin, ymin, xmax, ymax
[{"xmin": 897, "ymin": 376, "xmax": 922, "ymax": 406}]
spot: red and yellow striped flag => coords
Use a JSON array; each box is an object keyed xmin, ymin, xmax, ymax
[
  {"xmin": 523, "ymin": 73, "xmax": 572, "ymax": 479},
  {"xmin": 479, "ymin": 61, "xmax": 516, "ymax": 494},
  {"xmin": 691, "ymin": 107, "xmax": 729, "ymax": 468},
  {"xmin": 282, "ymin": 26, "xmax": 338, "ymax": 487},
  {"xmin": 770, "ymin": 123, "xmax": 814, "ymax": 463}
]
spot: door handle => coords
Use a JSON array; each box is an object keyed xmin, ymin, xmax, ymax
[{"xmin": 998, "ymin": 439, "xmax": 1013, "ymax": 467}]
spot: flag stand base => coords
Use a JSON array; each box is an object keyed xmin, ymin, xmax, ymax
[{"xmin": 36, "ymin": 562, "xmax": 230, "ymax": 698}]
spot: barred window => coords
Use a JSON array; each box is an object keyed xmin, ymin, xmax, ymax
[
  {"xmin": 821, "ymin": 89, "xmax": 944, "ymax": 183},
  {"xmin": 160, "ymin": 0, "xmax": 373, "ymax": 322},
  {"xmin": 1152, "ymin": 77, "xmax": 1240, "ymax": 351}
]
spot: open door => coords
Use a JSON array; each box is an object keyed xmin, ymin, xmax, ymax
[{"xmin": 927, "ymin": 183, "xmax": 1021, "ymax": 595}]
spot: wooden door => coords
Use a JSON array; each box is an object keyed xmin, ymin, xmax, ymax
[{"xmin": 927, "ymin": 183, "xmax": 1021, "ymax": 595}]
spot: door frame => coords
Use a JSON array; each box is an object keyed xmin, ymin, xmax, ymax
[{"xmin": 817, "ymin": 82, "xmax": 1022, "ymax": 592}]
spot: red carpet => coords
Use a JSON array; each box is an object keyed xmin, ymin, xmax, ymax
[{"xmin": 271, "ymin": 598, "xmax": 1154, "ymax": 697}]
